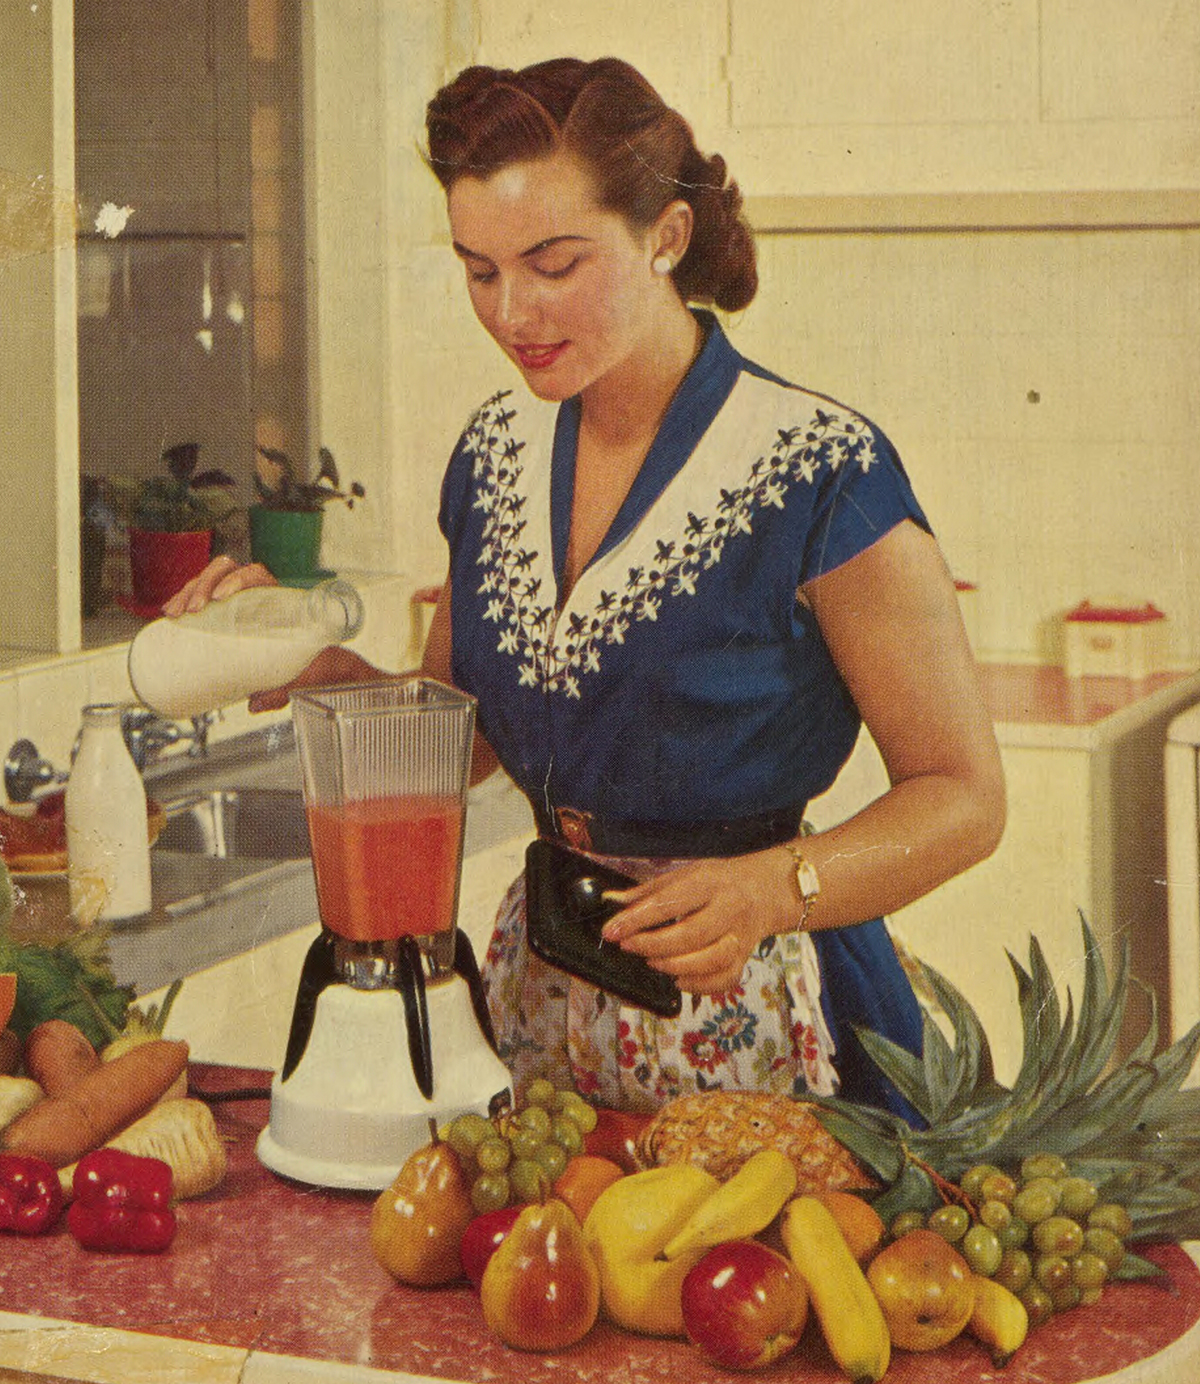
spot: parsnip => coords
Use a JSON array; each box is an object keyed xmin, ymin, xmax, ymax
[
  {"xmin": 58, "ymin": 1097, "xmax": 227, "ymax": 1202},
  {"xmin": 100, "ymin": 980, "xmax": 188, "ymax": 1102},
  {"xmin": 0, "ymin": 1076, "xmax": 44, "ymax": 1132}
]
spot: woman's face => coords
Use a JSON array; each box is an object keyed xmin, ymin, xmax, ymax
[{"xmin": 447, "ymin": 151, "xmax": 666, "ymax": 402}]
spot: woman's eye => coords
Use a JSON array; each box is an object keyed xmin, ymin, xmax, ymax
[
  {"xmin": 533, "ymin": 257, "xmax": 580, "ymax": 280},
  {"xmin": 467, "ymin": 266, "xmax": 497, "ymax": 285}
]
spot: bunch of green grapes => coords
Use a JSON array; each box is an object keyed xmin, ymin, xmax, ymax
[
  {"xmin": 889, "ymin": 1152, "xmax": 1133, "ymax": 1327},
  {"xmin": 443, "ymin": 1076, "xmax": 599, "ymax": 1215}
]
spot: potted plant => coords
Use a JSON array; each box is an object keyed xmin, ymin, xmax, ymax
[
  {"xmin": 106, "ymin": 442, "xmax": 238, "ymax": 611},
  {"xmin": 249, "ymin": 445, "xmax": 365, "ymax": 583}
]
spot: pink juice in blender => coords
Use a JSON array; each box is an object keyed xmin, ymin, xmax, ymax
[{"xmin": 307, "ymin": 793, "xmax": 464, "ymax": 941}]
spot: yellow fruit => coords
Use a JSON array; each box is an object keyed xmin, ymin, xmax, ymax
[
  {"xmin": 582, "ymin": 1163, "xmax": 719, "ymax": 1336},
  {"xmin": 780, "ymin": 1195, "xmax": 891, "ymax": 1383},
  {"xmin": 480, "ymin": 1199, "xmax": 600, "ymax": 1351},
  {"xmin": 662, "ymin": 1147, "xmax": 797, "ymax": 1261},
  {"xmin": 370, "ymin": 1136, "xmax": 474, "ymax": 1287},
  {"xmin": 866, "ymin": 1229, "xmax": 975, "ymax": 1352},
  {"xmin": 967, "ymin": 1273, "xmax": 1029, "ymax": 1367}
]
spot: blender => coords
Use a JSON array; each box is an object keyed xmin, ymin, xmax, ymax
[{"xmin": 256, "ymin": 677, "xmax": 513, "ymax": 1190}]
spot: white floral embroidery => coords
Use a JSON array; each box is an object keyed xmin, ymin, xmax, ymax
[{"xmin": 465, "ymin": 390, "xmax": 878, "ymax": 696}]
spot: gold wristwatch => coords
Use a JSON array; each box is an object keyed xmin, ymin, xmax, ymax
[{"xmin": 785, "ymin": 844, "xmax": 820, "ymax": 930}]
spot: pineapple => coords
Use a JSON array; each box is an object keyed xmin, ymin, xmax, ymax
[
  {"xmin": 811, "ymin": 916, "xmax": 1200, "ymax": 1247},
  {"xmin": 636, "ymin": 1088, "xmax": 877, "ymax": 1192}
]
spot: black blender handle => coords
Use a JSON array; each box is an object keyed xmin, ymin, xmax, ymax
[
  {"xmin": 279, "ymin": 931, "xmax": 340, "ymax": 1082},
  {"xmin": 397, "ymin": 936, "xmax": 434, "ymax": 1101},
  {"xmin": 452, "ymin": 927, "xmax": 498, "ymax": 1052}
]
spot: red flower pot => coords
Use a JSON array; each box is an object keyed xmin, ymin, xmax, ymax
[{"xmin": 128, "ymin": 527, "xmax": 213, "ymax": 609}]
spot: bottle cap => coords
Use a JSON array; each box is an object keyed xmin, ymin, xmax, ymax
[{"xmin": 309, "ymin": 579, "xmax": 365, "ymax": 642}]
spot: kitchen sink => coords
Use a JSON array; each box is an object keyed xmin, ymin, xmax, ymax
[{"xmin": 156, "ymin": 788, "xmax": 311, "ymax": 860}]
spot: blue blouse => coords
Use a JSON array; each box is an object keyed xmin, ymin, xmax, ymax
[{"xmin": 438, "ymin": 313, "xmax": 929, "ymax": 830}]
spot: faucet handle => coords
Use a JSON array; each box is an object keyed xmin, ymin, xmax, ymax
[
  {"xmin": 120, "ymin": 708, "xmax": 213, "ymax": 770},
  {"xmin": 4, "ymin": 738, "xmax": 68, "ymax": 804}
]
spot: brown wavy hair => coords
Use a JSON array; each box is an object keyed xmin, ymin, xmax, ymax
[{"xmin": 425, "ymin": 57, "xmax": 757, "ymax": 312}]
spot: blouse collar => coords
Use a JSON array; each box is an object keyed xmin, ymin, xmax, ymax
[{"xmin": 550, "ymin": 310, "xmax": 745, "ymax": 587}]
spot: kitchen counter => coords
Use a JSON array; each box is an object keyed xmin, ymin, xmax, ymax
[
  {"xmin": 978, "ymin": 664, "xmax": 1200, "ymax": 749},
  {"xmin": 0, "ymin": 1064, "xmax": 1197, "ymax": 1384}
]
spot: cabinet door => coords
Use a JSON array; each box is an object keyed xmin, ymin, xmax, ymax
[
  {"xmin": 723, "ymin": 0, "xmax": 1198, "ymax": 196},
  {"xmin": 892, "ymin": 744, "xmax": 1096, "ymax": 1087}
]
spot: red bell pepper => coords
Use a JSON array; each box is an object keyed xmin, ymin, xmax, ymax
[
  {"xmin": 67, "ymin": 1148, "xmax": 176, "ymax": 1253},
  {"xmin": 0, "ymin": 1153, "xmax": 64, "ymax": 1235}
]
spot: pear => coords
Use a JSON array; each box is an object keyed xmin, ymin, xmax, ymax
[
  {"xmin": 581, "ymin": 1163, "xmax": 720, "ymax": 1336},
  {"xmin": 370, "ymin": 1123, "xmax": 474, "ymax": 1288},
  {"xmin": 480, "ymin": 1197, "xmax": 601, "ymax": 1351}
]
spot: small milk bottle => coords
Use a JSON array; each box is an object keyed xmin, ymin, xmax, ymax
[
  {"xmin": 127, "ymin": 578, "xmax": 366, "ymax": 720},
  {"xmin": 66, "ymin": 704, "xmax": 152, "ymax": 921}
]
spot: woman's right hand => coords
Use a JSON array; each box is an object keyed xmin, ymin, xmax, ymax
[
  {"xmin": 160, "ymin": 555, "xmax": 277, "ymax": 617},
  {"xmin": 158, "ymin": 555, "xmax": 388, "ymax": 710}
]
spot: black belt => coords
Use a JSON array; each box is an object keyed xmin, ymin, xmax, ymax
[{"xmin": 533, "ymin": 803, "xmax": 805, "ymax": 858}]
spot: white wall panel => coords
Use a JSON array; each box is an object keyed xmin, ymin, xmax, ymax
[
  {"xmin": 729, "ymin": 0, "xmax": 1037, "ymax": 128},
  {"xmin": 1041, "ymin": 0, "xmax": 1200, "ymax": 122}
]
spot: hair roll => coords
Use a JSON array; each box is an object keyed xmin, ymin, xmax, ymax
[{"xmin": 426, "ymin": 57, "xmax": 757, "ymax": 311}]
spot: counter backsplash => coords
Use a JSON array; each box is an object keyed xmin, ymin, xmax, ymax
[{"xmin": 0, "ymin": 572, "xmax": 419, "ymax": 783}]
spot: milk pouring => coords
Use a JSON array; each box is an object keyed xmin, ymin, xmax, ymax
[{"xmin": 128, "ymin": 579, "xmax": 365, "ymax": 719}]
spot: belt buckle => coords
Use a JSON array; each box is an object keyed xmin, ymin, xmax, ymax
[{"xmin": 555, "ymin": 807, "xmax": 594, "ymax": 852}]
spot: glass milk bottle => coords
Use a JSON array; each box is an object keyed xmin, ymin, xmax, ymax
[
  {"xmin": 66, "ymin": 704, "xmax": 152, "ymax": 921},
  {"xmin": 127, "ymin": 579, "xmax": 365, "ymax": 720}
]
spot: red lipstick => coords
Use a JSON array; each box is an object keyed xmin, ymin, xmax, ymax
[{"xmin": 514, "ymin": 342, "xmax": 568, "ymax": 370}]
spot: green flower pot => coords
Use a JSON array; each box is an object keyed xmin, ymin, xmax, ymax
[{"xmin": 249, "ymin": 505, "xmax": 324, "ymax": 581}]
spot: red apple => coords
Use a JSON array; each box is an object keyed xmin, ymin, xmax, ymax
[
  {"xmin": 582, "ymin": 1108, "xmax": 650, "ymax": 1173},
  {"xmin": 681, "ymin": 1240, "xmax": 809, "ymax": 1371},
  {"xmin": 459, "ymin": 1205, "xmax": 521, "ymax": 1291}
]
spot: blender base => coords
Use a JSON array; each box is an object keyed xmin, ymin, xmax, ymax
[{"xmin": 256, "ymin": 975, "xmax": 512, "ymax": 1191}]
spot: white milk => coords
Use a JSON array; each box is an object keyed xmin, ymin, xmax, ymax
[
  {"xmin": 128, "ymin": 581, "xmax": 364, "ymax": 720},
  {"xmin": 67, "ymin": 703, "xmax": 152, "ymax": 920}
]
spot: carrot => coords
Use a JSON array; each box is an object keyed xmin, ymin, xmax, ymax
[
  {"xmin": 0, "ymin": 973, "xmax": 16, "ymax": 1032},
  {"xmin": 0, "ymin": 1038, "xmax": 189, "ymax": 1168},
  {"xmin": 24, "ymin": 1019, "xmax": 101, "ymax": 1096},
  {"xmin": 0, "ymin": 1027, "xmax": 21, "ymax": 1077}
]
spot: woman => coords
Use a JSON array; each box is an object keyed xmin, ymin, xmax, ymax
[{"xmin": 169, "ymin": 57, "xmax": 1005, "ymax": 1116}]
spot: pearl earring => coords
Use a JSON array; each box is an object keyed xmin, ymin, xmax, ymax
[{"xmin": 652, "ymin": 255, "xmax": 673, "ymax": 275}]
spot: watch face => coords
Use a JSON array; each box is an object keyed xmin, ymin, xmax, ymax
[{"xmin": 795, "ymin": 856, "xmax": 820, "ymax": 899}]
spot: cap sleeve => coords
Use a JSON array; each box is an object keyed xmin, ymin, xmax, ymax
[
  {"xmin": 800, "ymin": 418, "xmax": 931, "ymax": 584},
  {"xmin": 437, "ymin": 425, "xmax": 476, "ymax": 551}
]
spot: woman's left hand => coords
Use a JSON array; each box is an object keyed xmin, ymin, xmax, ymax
[{"xmin": 599, "ymin": 849, "xmax": 798, "ymax": 996}]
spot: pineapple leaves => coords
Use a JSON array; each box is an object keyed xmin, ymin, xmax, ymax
[
  {"xmin": 854, "ymin": 1025, "xmax": 938, "ymax": 1124},
  {"xmin": 818, "ymin": 917, "xmax": 1200, "ymax": 1243},
  {"xmin": 807, "ymin": 1101, "xmax": 908, "ymax": 1184},
  {"xmin": 849, "ymin": 956, "xmax": 1004, "ymax": 1128},
  {"xmin": 1113, "ymin": 1250, "xmax": 1171, "ymax": 1283},
  {"xmin": 868, "ymin": 1159, "xmax": 939, "ymax": 1225}
]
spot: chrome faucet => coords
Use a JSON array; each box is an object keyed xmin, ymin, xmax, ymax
[
  {"xmin": 4, "ymin": 709, "xmax": 213, "ymax": 801},
  {"xmin": 120, "ymin": 709, "xmax": 213, "ymax": 771}
]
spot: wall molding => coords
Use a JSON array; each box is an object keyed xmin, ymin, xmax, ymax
[{"xmin": 746, "ymin": 190, "xmax": 1200, "ymax": 235}]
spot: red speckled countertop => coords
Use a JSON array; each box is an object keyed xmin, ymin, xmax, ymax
[
  {"xmin": 979, "ymin": 664, "xmax": 1194, "ymax": 729},
  {"xmin": 0, "ymin": 1066, "xmax": 1197, "ymax": 1384}
]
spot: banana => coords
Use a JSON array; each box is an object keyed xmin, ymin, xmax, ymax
[
  {"xmin": 661, "ymin": 1148, "xmax": 797, "ymax": 1260},
  {"xmin": 780, "ymin": 1195, "xmax": 891, "ymax": 1384},
  {"xmin": 967, "ymin": 1273, "xmax": 1028, "ymax": 1367}
]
